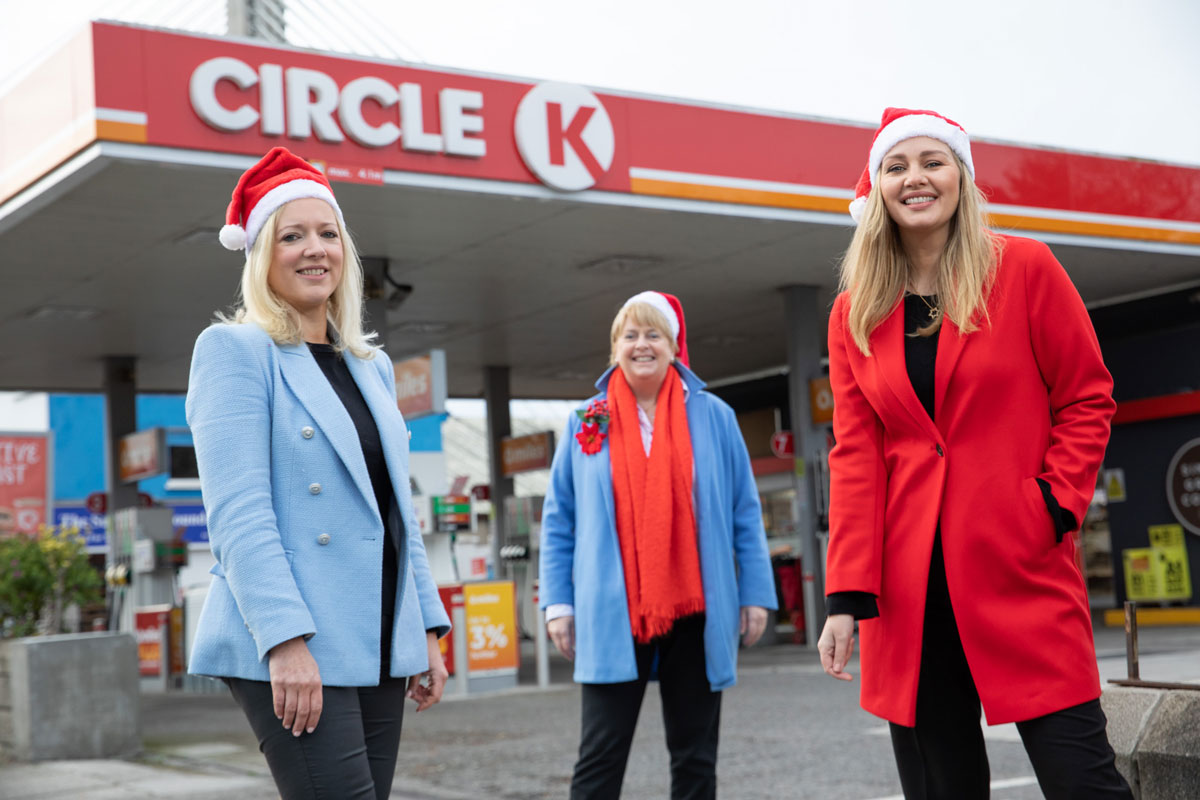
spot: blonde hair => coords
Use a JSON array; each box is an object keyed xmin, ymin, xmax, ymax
[
  {"xmin": 837, "ymin": 155, "xmax": 1003, "ymax": 356},
  {"xmin": 609, "ymin": 302, "xmax": 679, "ymax": 365},
  {"xmin": 219, "ymin": 204, "xmax": 377, "ymax": 358}
]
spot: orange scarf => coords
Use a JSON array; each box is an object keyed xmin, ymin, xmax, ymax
[{"xmin": 607, "ymin": 367, "xmax": 705, "ymax": 643}]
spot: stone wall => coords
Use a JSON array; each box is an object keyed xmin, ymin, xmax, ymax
[
  {"xmin": 1102, "ymin": 686, "xmax": 1200, "ymax": 799},
  {"xmin": 0, "ymin": 632, "xmax": 140, "ymax": 761}
]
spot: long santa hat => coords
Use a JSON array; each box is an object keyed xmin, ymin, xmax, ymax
[
  {"xmin": 621, "ymin": 291, "xmax": 689, "ymax": 367},
  {"xmin": 218, "ymin": 146, "xmax": 344, "ymax": 251}
]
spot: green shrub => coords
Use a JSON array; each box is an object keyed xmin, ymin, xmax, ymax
[{"xmin": 0, "ymin": 526, "xmax": 101, "ymax": 638}]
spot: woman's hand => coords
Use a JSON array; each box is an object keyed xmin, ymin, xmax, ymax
[
  {"xmin": 267, "ymin": 637, "xmax": 323, "ymax": 736},
  {"xmin": 740, "ymin": 606, "xmax": 769, "ymax": 647},
  {"xmin": 817, "ymin": 614, "xmax": 856, "ymax": 681},
  {"xmin": 407, "ymin": 632, "xmax": 449, "ymax": 712},
  {"xmin": 547, "ymin": 615, "xmax": 575, "ymax": 661}
]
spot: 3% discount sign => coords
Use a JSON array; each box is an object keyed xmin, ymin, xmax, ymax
[
  {"xmin": 469, "ymin": 622, "xmax": 510, "ymax": 651},
  {"xmin": 462, "ymin": 581, "xmax": 519, "ymax": 675}
]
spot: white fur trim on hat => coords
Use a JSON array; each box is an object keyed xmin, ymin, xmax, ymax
[
  {"xmin": 867, "ymin": 114, "xmax": 974, "ymax": 189},
  {"xmin": 621, "ymin": 291, "xmax": 679, "ymax": 339},
  {"xmin": 242, "ymin": 179, "xmax": 344, "ymax": 251}
]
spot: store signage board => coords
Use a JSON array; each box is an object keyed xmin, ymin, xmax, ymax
[
  {"xmin": 809, "ymin": 377, "xmax": 834, "ymax": 424},
  {"xmin": 500, "ymin": 431, "xmax": 556, "ymax": 476},
  {"xmin": 1124, "ymin": 524, "xmax": 1193, "ymax": 602},
  {"xmin": 1166, "ymin": 438, "xmax": 1200, "ymax": 536},
  {"xmin": 1148, "ymin": 524, "xmax": 1192, "ymax": 601},
  {"xmin": 135, "ymin": 605, "xmax": 171, "ymax": 677},
  {"xmin": 463, "ymin": 581, "xmax": 519, "ymax": 675},
  {"xmin": 56, "ymin": 503, "xmax": 209, "ymax": 552},
  {"xmin": 432, "ymin": 494, "xmax": 471, "ymax": 533},
  {"xmin": 394, "ymin": 349, "xmax": 447, "ymax": 420},
  {"xmin": 119, "ymin": 428, "xmax": 167, "ymax": 483},
  {"xmin": 1104, "ymin": 468, "xmax": 1127, "ymax": 503},
  {"xmin": 514, "ymin": 82, "xmax": 614, "ymax": 191},
  {"xmin": 0, "ymin": 432, "xmax": 52, "ymax": 536},
  {"xmin": 770, "ymin": 431, "xmax": 794, "ymax": 459}
]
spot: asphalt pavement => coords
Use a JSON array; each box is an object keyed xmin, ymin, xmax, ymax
[{"xmin": 3, "ymin": 623, "xmax": 1198, "ymax": 800}]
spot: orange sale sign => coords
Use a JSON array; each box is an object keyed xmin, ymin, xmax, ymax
[{"xmin": 463, "ymin": 581, "xmax": 518, "ymax": 675}]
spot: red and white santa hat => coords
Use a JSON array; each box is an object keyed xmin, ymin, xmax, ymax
[
  {"xmin": 219, "ymin": 146, "xmax": 344, "ymax": 251},
  {"xmin": 848, "ymin": 107, "xmax": 974, "ymax": 224},
  {"xmin": 621, "ymin": 291, "xmax": 689, "ymax": 367}
]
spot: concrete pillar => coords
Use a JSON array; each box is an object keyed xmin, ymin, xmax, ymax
[
  {"xmin": 103, "ymin": 356, "xmax": 138, "ymax": 513},
  {"xmin": 781, "ymin": 286, "xmax": 826, "ymax": 646},
  {"xmin": 360, "ymin": 257, "xmax": 389, "ymax": 348},
  {"xmin": 484, "ymin": 366, "xmax": 514, "ymax": 578}
]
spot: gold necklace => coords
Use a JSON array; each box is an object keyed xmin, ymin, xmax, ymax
[{"xmin": 908, "ymin": 289, "xmax": 942, "ymax": 325}]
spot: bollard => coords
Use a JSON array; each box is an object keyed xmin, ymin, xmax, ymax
[
  {"xmin": 452, "ymin": 595, "xmax": 468, "ymax": 696},
  {"xmin": 535, "ymin": 606, "xmax": 550, "ymax": 688},
  {"xmin": 1125, "ymin": 600, "xmax": 1140, "ymax": 681}
]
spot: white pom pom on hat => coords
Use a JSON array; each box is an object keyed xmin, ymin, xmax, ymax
[
  {"xmin": 218, "ymin": 224, "xmax": 246, "ymax": 251},
  {"xmin": 847, "ymin": 107, "xmax": 974, "ymax": 224},
  {"xmin": 219, "ymin": 147, "xmax": 344, "ymax": 252}
]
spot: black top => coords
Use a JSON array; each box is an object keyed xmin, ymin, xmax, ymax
[
  {"xmin": 308, "ymin": 342, "xmax": 400, "ymax": 681},
  {"xmin": 826, "ymin": 295, "xmax": 1075, "ymax": 620}
]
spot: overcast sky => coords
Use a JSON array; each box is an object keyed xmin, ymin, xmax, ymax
[{"xmin": 2, "ymin": 0, "xmax": 1198, "ymax": 165}]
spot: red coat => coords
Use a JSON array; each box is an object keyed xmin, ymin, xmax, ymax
[{"xmin": 826, "ymin": 235, "xmax": 1115, "ymax": 726}]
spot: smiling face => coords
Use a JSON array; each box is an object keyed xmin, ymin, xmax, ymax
[
  {"xmin": 267, "ymin": 197, "xmax": 344, "ymax": 325},
  {"xmin": 614, "ymin": 318, "xmax": 675, "ymax": 390},
  {"xmin": 878, "ymin": 136, "xmax": 962, "ymax": 237}
]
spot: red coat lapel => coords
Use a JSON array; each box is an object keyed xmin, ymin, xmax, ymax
[{"xmin": 934, "ymin": 314, "xmax": 968, "ymax": 427}]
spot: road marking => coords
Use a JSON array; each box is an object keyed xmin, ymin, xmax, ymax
[{"xmin": 861, "ymin": 776, "xmax": 1038, "ymax": 800}]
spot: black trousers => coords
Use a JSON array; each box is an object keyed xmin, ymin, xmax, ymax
[
  {"xmin": 226, "ymin": 677, "xmax": 407, "ymax": 800},
  {"xmin": 571, "ymin": 614, "xmax": 722, "ymax": 800},
  {"xmin": 888, "ymin": 538, "xmax": 1132, "ymax": 800}
]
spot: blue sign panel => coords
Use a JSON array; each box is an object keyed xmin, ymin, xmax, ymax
[{"xmin": 55, "ymin": 503, "xmax": 209, "ymax": 551}]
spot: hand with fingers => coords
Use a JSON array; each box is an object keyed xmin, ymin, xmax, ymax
[
  {"xmin": 740, "ymin": 605, "xmax": 769, "ymax": 647},
  {"xmin": 547, "ymin": 615, "xmax": 575, "ymax": 661},
  {"xmin": 268, "ymin": 637, "xmax": 324, "ymax": 736},
  {"xmin": 407, "ymin": 632, "xmax": 449, "ymax": 712},
  {"xmin": 818, "ymin": 614, "xmax": 856, "ymax": 681}
]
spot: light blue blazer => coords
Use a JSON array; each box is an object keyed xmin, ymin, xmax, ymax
[
  {"xmin": 185, "ymin": 322, "xmax": 450, "ymax": 685},
  {"xmin": 539, "ymin": 363, "xmax": 777, "ymax": 691}
]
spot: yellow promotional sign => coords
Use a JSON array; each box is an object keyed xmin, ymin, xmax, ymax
[
  {"xmin": 1147, "ymin": 524, "xmax": 1192, "ymax": 601},
  {"xmin": 1123, "ymin": 525, "xmax": 1193, "ymax": 602},
  {"xmin": 463, "ymin": 581, "xmax": 519, "ymax": 675},
  {"xmin": 1123, "ymin": 548, "xmax": 1161, "ymax": 602}
]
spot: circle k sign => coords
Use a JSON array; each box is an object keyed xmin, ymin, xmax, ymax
[{"xmin": 514, "ymin": 82, "xmax": 614, "ymax": 191}]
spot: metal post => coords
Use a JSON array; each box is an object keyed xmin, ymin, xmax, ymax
[
  {"xmin": 103, "ymin": 357, "xmax": 139, "ymax": 513},
  {"xmin": 452, "ymin": 600, "xmax": 468, "ymax": 696},
  {"xmin": 535, "ymin": 607, "xmax": 550, "ymax": 688},
  {"xmin": 484, "ymin": 366, "xmax": 514, "ymax": 578},
  {"xmin": 781, "ymin": 286, "xmax": 826, "ymax": 647},
  {"xmin": 1124, "ymin": 600, "xmax": 1140, "ymax": 681}
]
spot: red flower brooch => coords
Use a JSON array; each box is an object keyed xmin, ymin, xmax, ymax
[{"xmin": 575, "ymin": 399, "xmax": 610, "ymax": 455}]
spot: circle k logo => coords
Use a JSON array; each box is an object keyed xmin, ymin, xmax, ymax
[{"xmin": 514, "ymin": 82, "xmax": 614, "ymax": 192}]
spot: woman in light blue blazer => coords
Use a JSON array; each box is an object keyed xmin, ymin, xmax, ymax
[
  {"xmin": 187, "ymin": 148, "xmax": 450, "ymax": 800},
  {"xmin": 539, "ymin": 291, "xmax": 777, "ymax": 799}
]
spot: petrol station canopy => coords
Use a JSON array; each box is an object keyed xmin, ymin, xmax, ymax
[{"xmin": 2, "ymin": 21, "xmax": 1199, "ymax": 398}]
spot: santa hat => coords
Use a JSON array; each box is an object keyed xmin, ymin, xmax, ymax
[
  {"xmin": 848, "ymin": 107, "xmax": 974, "ymax": 223},
  {"xmin": 621, "ymin": 291, "xmax": 689, "ymax": 367},
  {"xmin": 219, "ymin": 146, "xmax": 344, "ymax": 251}
]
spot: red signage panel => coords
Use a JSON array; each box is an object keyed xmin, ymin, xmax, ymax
[{"xmin": 0, "ymin": 433, "xmax": 51, "ymax": 536}]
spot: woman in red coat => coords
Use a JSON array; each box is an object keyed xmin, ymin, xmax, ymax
[{"xmin": 816, "ymin": 108, "xmax": 1132, "ymax": 800}]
